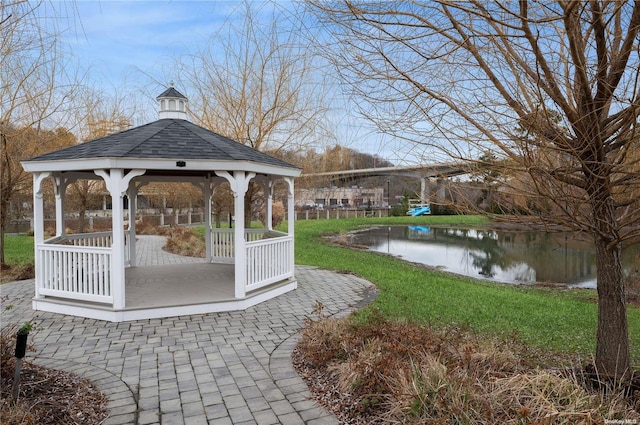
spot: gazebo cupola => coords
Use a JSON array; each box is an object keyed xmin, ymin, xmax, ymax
[{"xmin": 157, "ymin": 82, "xmax": 188, "ymax": 120}]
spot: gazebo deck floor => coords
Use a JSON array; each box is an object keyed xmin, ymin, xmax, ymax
[
  {"xmin": 125, "ymin": 263, "xmax": 235, "ymax": 309},
  {"xmin": 124, "ymin": 235, "xmax": 240, "ymax": 309}
]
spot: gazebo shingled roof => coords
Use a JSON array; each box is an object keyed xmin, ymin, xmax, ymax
[{"xmin": 28, "ymin": 119, "xmax": 297, "ymax": 169}]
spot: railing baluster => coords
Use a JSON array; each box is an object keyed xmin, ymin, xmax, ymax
[
  {"xmin": 71, "ymin": 250, "xmax": 76, "ymax": 292},
  {"xmin": 62, "ymin": 250, "xmax": 67, "ymax": 292},
  {"xmin": 54, "ymin": 249, "xmax": 59, "ymax": 291},
  {"xmin": 82, "ymin": 252, "xmax": 87, "ymax": 294},
  {"xmin": 98, "ymin": 254, "xmax": 104, "ymax": 296},
  {"xmin": 87, "ymin": 252, "xmax": 93, "ymax": 295},
  {"xmin": 42, "ymin": 249, "xmax": 48, "ymax": 290},
  {"xmin": 61, "ymin": 250, "xmax": 67, "ymax": 292}
]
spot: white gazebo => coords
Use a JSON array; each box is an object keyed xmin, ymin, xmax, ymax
[{"xmin": 21, "ymin": 87, "xmax": 301, "ymax": 322}]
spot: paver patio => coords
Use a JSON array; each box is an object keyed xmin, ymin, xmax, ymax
[{"xmin": 1, "ymin": 235, "xmax": 378, "ymax": 424}]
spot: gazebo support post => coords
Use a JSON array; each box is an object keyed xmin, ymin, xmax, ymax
[
  {"xmin": 202, "ymin": 176, "xmax": 213, "ymax": 262},
  {"xmin": 96, "ymin": 169, "xmax": 145, "ymax": 309},
  {"xmin": 126, "ymin": 186, "xmax": 138, "ymax": 267},
  {"xmin": 112, "ymin": 178, "xmax": 126, "ymax": 309},
  {"xmin": 217, "ymin": 170, "xmax": 255, "ymax": 299},
  {"xmin": 130, "ymin": 180, "xmax": 150, "ymax": 268},
  {"xmin": 284, "ymin": 177, "xmax": 295, "ymax": 280},
  {"xmin": 234, "ymin": 178, "xmax": 246, "ymax": 299},
  {"xmin": 52, "ymin": 173, "xmax": 67, "ymax": 237},
  {"xmin": 262, "ymin": 178, "xmax": 274, "ymax": 231},
  {"xmin": 420, "ymin": 177, "xmax": 430, "ymax": 206},
  {"xmin": 32, "ymin": 172, "xmax": 50, "ymax": 300}
]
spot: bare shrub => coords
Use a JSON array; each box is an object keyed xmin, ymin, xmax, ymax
[
  {"xmin": 295, "ymin": 316, "xmax": 640, "ymax": 424},
  {"xmin": 136, "ymin": 219, "xmax": 161, "ymax": 235},
  {"xmin": 296, "ymin": 317, "xmax": 351, "ymax": 367},
  {"xmin": 259, "ymin": 201, "xmax": 286, "ymax": 228},
  {"xmin": 272, "ymin": 201, "xmax": 285, "ymax": 227},
  {"xmin": 0, "ymin": 324, "xmax": 20, "ymax": 370},
  {"xmin": 163, "ymin": 226, "xmax": 205, "ymax": 258}
]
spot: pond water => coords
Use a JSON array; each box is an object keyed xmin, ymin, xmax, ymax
[{"xmin": 349, "ymin": 226, "xmax": 640, "ymax": 288}]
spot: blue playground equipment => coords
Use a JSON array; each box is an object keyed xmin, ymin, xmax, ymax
[
  {"xmin": 407, "ymin": 205, "xmax": 431, "ymax": 216},
  {"xmin": 408, "ymin": 225, "xmax": 431, "ymax": 233}
]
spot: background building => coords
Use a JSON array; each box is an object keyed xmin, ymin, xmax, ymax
[{"xmin": 296, "ymin": 186, "xmax": 384, "ymax": 209}]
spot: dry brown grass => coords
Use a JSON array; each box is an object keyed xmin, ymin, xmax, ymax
[
  {"xmin": 136, "ymin": 219, "xmax": 170, "ymax": 235},
  {"xmin": 163, "ymin": 226, "xmax": 205, "ymax": 258},
  {"xmin": 294, "ymin": 312, "xmax": 640, "ymax": 424}
]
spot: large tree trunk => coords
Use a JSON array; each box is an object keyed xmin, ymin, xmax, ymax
[
  {"xmin": 244, "ymin": 183, "xmax": 259, "ymax": 228},
  {"xmin": 77, "ymin": 209, "xmax": 86, "ymax": 233},
  {"xmin": 594, "ymin": 217, "xmax": 630, "ymax": 379}
]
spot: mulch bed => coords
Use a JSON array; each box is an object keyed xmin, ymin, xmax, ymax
[
  {"xmin": 0, "ymin": 360, "xmax": 108, "ymax": 425},
  {"xmin": 292, "ymin": 346, "xmax": 383, "ymax": 425},
  {"xmin": 0, "ymin": 264, "xmax": 34, "ymax": 283}
]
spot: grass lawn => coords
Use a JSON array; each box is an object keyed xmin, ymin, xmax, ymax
[
  {"xmin": 6, "ymin": 216, "xmax": 640, "ymax": 361},
  {"xmin": 289, "ymin": 216, "xmax": 640, "ymax": 361},
  {"xmin": 3, "ymin": 235, "xmax": 34, "ymax": 266}
]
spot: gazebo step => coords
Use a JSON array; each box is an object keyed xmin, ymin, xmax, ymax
[{"xmin": 31, "ymin": 277, "xmax": 297, "ymax": 322}]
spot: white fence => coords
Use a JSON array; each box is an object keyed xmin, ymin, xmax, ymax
[
  {"xmin": 37, "ymin": 234, "xmax": 113, "ymax": 304},
  {"xmin": 291, "ymin": 208, "xmax": 387, "ymax": 221}
]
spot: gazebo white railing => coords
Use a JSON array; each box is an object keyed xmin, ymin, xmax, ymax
[
  {"xmin": 35, "ymin": 227, "xmax": 294, "ymax": 307},
  {"xmin": 37, "ymin": 235, "xmax": 112, "ymax": 304},
  {"xmin": 210, "ymin": 228, "xmax": 294, "ymax": 291},
  {"xmin": 245, "ymin": 233, "xmax": 293, "ymax": 292},
  {"xmin": 210, "ymin": 228, "xmax": 266, "ymax": 261},
  {"xmin": 35, "ymin": 232, "xmax": 133, "ymax": 305}
]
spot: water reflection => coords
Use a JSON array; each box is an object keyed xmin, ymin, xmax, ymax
[{"xmin": 350, "ymin": 226, "xmax": 639, "ymax": 288}]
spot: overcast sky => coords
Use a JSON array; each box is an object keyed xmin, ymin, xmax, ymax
[
  {"xmin": 54, "ymin": 2, "xmax": 246, "ymax": 85},
  {"xmin": 36, "ymin": 1, "xmax": 415, "ymax": 164}
]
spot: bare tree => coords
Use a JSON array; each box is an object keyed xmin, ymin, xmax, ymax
[
  {"xmin": 175, "ymin": 1, "xmax": 330, "ymax": 225},
  {"xmin": 1, "ymin": 0, "xmax": 79, "ymax": 266},
  {"xmin": 310, "ymin": 1, "xmax": 640, "ymax": 379},
  {"xmin": 65, "ymin": 87, "xmax": 136, "ymax": 233}
]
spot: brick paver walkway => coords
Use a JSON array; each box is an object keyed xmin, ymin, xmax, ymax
[{"xmin": 1, "ymin": 235, "xmax": 378, "ymax": 424}]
